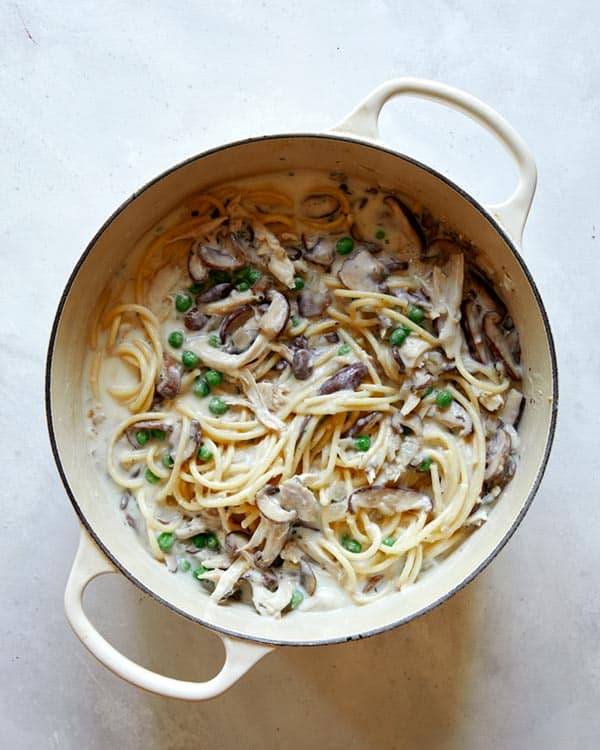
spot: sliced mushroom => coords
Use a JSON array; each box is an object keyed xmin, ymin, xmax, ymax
[
  {"xmin": 219, "ymin": 304, "xmax": 255, "ymax": 343},
  {"xmin": 125, "ymin": 419, "xmax": 172, "ymax": 448},
  {"xmin": 301, "ymin": 235, "xmax": 336, "ymax": 267},
  {"xmin": 318, "ymin": 362, "xmax": 369, "ymax": 395},
  {"xmin": 200, "ymin": 289, "xmax": 260, "ymax": 316},
  {"xmin": 349, "ymin": 485, "xmax": 433, "ymax": 515},
  {"xmin": 156, "ymin": 354, "xmax": 183, "ymax": 400},
  {"xmin": 181, "ymin": 419, "xmax": 202, "ymax": 461},
  {"xmin": 259, "ymin": 290, "xmax": 290, "ymax": 337},
  {"xmin": 256, "ymin": 486, "xmax": 297, "ymax": 524},
  {"xmin": 426, "ymin": 401, "xmax": 473, "ymax": 437},
  {"xmin": 484, "ymin": 428, "xmax": 512, "ymax": 486},
  {"xmin": 342, "ymin": 411, "xmax": 383, "ymax": 439},
  {"xmin": 196, "ymin": 282, "xmax": 234, "ymax": 304},
  {"xmin": 467, "ymin": 269, "xmax": 507, "ymax": 317},
  {"xmin": 382, "ymin": 195, "xmax": 425, "ymax": 254},
  {"xmin": 183, "ymin": 307, "xmax": 208, "ymax": 331},
  {"xmin": 209, "ymin": 557, "xmax": 251, "ymax": 602},
  {"xmin": 483, "ymin": 312, "xmax": 523, "ymax": 380},
  {"xmin": 246, "ymin": 571, "xmax": 295, "ymax": 617},
  {"xmin": 289, "ymin": 335, "xmax": 308, "ymax": 350},
  {"xmin": 292, "ymin": 348, "xmax": 314, "ymax": 380},
  {"xmin": 297, "ymin": 290, "xmax": 330, "ymax": 318},
  {"xmin": 299, "ymin": 559, "xmax": 317, "ymax": 596},
  {"xmin": 254, "ymin": 520, "xmax": 292, "ymax": 568},
  {"xmin": 500, "ymin": 388, "xmax": 525, "ymax": 427},
  {"xmin": 279, "ymin": 478, "xmax": 321, "ymax": 529},
  {"xmin": 324, "ymin": 331, "xmax": 339, "ymax": 344},
  {"xmin": 197, "ymin": 240, "xmax": 246, "ymax": 271},
  {"xmin": 188, "ymin": 245, "xmax": 209, "ymax": 283},
  {"xmin": 225, "ymin": 531, "xmax": 251, "ymax": 556},
  {"xmin": 302, "ymin": 194, "xmax": 340, "ymax": 219},
  {"xmin": 461, "ymin": 298, "xmax": 488, "ymax": 363},
  {"xmin": 338, "ymin": 248, "xmax": 386, "ymax": 291}
]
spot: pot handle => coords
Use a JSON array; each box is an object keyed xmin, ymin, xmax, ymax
[
  {"xmin": 64, "ymin": 530, "xmax": 273, "ymax": 700},
  {"xmin": 331, "ymin": 78, "xmax": 537, "ymax": 245}
]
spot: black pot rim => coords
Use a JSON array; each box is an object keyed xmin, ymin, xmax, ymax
[{"xmin": 45, "ymin": 132, "xmax": 559, "ymax": 647}]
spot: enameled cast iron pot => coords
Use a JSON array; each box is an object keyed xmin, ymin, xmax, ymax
[{"xmin": 46, "ymin": 79, "xmax": 558, "ymax": 700}]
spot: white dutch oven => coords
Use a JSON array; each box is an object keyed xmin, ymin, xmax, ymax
[{"xmin": 46, "ymin": 79, "xmax": 558, "ymax": 700}]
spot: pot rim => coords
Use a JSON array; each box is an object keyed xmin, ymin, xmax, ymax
[{"xmin": 46, "ymin": 132, "xmax": 559, "ymax": 647}]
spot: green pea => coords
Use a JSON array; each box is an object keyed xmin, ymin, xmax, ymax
[
  {"xmin": 382, "ymin": 536, "xmax": 396, "ymax": 547},
  {"xmin": 151, "ymin": 429, "xmax": 167, "ymax": 441},
  {"xmin": 436, "ymin": 390, "xmax": 453, "ymax": 409},
  {"xmin": 205, "ymin": 370, "xmax": 223, "ymax": 387},
  {"xmin": 145, "ymin": 468, "xmax": 160, "ymax": 484},
  {"xmin": 389, "ymin": 325, "xmax": 411, "ymax": 347},
  {"xmin": 417, "ymin": 457, "xmax": 432, "ymax": 472},
  {"xmin": 289, "ymin": 589, "xmax": 304, "ymax": 610},
  {"xmin": 162, "ymin": 452, "xmax": 174, "ymax": 469},
  {"xmin": 205, "ymin": 533, "xmax": 219, "ymax": 550},
  {"xmin": 192, "ymin": 565, "xmax": 208, "ymax": 579},
  {"xmin": 233, "ymin": 267, "xmax": 250, "ymax": 283},
  {"xmin": 209, "ymin": 396, "xmax": 228, "ymax": 416},
  {"xmin": 182, "ymin": 350, "xmax": 199, "ymax": 370},
  {"xmin": 375, "ymin": 229, "xmax": 386, "ymax": 240},
  {"xmin": 135, "ymin": 429, "xmax": 149, "ymax": 446},
  {"xmin": 237, "ymin": 281, "xmax": 250, "ymax": 292},
  {"xmin": 353, "ymin": 435, "xmax": 371, "ymax": 452},
  {"xmin": 157, "ymin": 532, "xmax": 175, "ymax": 551},
  {"xmin": 175, "ymin": 293, "xmax": 192, "ymax": 312},
  {"xmin": 168, "ymin": 330, "xmax": 184, "ymax": 348},
  {"xmin": 198, "ymin": 443, "xmax": 213, "ymax": 462},
  {"xmin": 193, "ymin": 376, "xmax": 210, "ymax": 398},
  {"xmin": 291, "ymin": 316, "xmax": 301, "ymax": 328},
  {"xmin": 208, "ymin": 334, "xmax": 220, "ymax": 348},
  {"xmin": 408, "ymin": 305, "xmax": 425, "ymax": 324},
  {"xmin": 422, "ymin": 386, "xmax": 435, "ymax": 398},
  {"xmin": 338, "ymin": 343, "xmax": 351, "ymax": 356},
  {"xmin": 188, "ymin": 282, "xmax": 206, "ymax": 295},
  {"xmin": 336, "ymin": 236, "xmax": 354, "ymax": 255},
  {"xmin": 293, "ymin": 276, "xmax": 305, "ymax": 290},
  {"xmin": 247, "ymin": 268, "xmax": 262, "ymax": 285},
  {"xmin": 179, "ymin": 559, "xmax": 191, "ymax": 572},
  {"xmin": 193, "ymin": 533, "xmax": 206, "ymax": 548},
  {"xmin": 341, "ymin": 534, "xmax": 362, "ymax": 553}
]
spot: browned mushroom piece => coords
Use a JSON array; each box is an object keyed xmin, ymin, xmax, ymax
[
  {"xmin": 259, "ymin": 290, "xmax": 290, "ymax": 337},
  {"xmin": 278, "ymin": 479, "xmax": 321, "ymax": 529},
  {"xmin": 297, "ymin": 290, "xmax": 330, "ymax": 318},
  {"xmin": 156, "ymin": 354, "xmax": 183, "ymax": 400},
  {"xmin": 183, "ymin": 307, "xmax": 208, "ymax": 331},
  {"xmin": 484, "ymin": 428, "xmax": 512, "ymax": 487},
  {"xmin": 341, "ymin": 411, "xmax": 383, "ymax": 439},
  {"xmin": 382, "ymin": 195, "xmax": 425, "ymax": 253},
  {"xmin": 254, "ymin": 521, "xmax": 292, "ymax": 569},
  {"xmin": 125, "ymin": 419, "xmax": 172, "ymax": 448},
  {"xmin": 318, "ymin": 362, "xmax": 369, "ymax": 394},
  {"xmin": 299, "ymin": 559, "xmax": 317, "ymax": 596},
  {"xmin": 180, "ymin": 419, "xmax": 202, "ymax": 461},
  {"xmin": 301, "ymin": 235, "xmax": 336, "ymax": 267},
  {"xmin": 467, "ymin": 269, "xmax": 507, "ymax": 317},
  {"xmin": 349, "ymin": 485, "xmax": 433, "ymax": 515},
  {"xmin": 196, "ymin": 282, "xmax": 234, "ymax": 304},
  {"xmin": 483, "ymin": 312, "xmax": 523, "ymax": 380},
  {"xmin": 188, "ymin": 245, "xmax": 209, "ymax": 283},
  {"xmin": 219, "ymin": 304, "xmax": 255, "ymax": 343},
  {"xmin": 197, "ymin": 240, "xmax": 246, "ymax": 271},
  {"xmin": 292, "ymin": 349, "xmax": 314, "ymax": 380},
  {"xmin": 461, "ymin": 298, "xmax": 489, "ymax": 363},
  {"xmin": 500, "ymin": 388, "xmax": 525, "ymax": 428},
  {"xmin": 338, "ymin": 248, "xmax": 386, "ymax": 291},
  {"xmin": 302, "ymin": 194, "xmax": 340, "ymax": 219},
  {"xmin": 289, "ymin": 335, "xmax": 308, "ymax": 350}
]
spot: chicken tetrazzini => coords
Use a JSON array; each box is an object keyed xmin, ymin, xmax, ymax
[{"xmin": 86, "ymin": 170, "xmax": 524, "ymax": 617}]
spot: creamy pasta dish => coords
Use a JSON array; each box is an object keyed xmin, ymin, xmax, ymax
[{"xmin": 87, "ymin": 170, "xmax": 524, "ymax": 617}]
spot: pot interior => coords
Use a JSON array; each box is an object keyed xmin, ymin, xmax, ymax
[{"xmin": 48, "ymin": 135, "xmax": 556, "ymax": 645}]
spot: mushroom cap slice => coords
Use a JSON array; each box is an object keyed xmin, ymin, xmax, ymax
[
  {"xmin": 338, "ymin": 248, "xmax": 386, "ymax": 291},
  {"xmin": 125, "ymin": 419, "xmax": 173, "ymax": 448},
  {"xmin": 259, "ymin": 290, "xmax": 290, "ymax": 338},
  {"xmin": 349, "ymin": 485, "xmax": 433, "ymax": 515},
  {"xmin": 188, "ymin": 245, "xmax": 209, "ymax": 282},
  {"xmin": 219, "ymin": 304, "xmax": 255, "ymax": 343},
  {"xmin": 197, "ymin": 237, "xmax": 247, "ymax": 270},
  {"xmin": 297, "ymin": 290, "xmax": 330, "ymax": 318},
  {"xmin": 341, "ymin": 411, "xmax": 383, "ymax": 439},
  {"xmin": 318, "ymin": 362, "xmax": 369, "ymax": 395},
  {"xmin": 299, "ymin": 559, "xmax": 317, "ymax": 596},
  {"xmin": 382, "ymin": 195, "xmax": 425, "ymax": 254},
  {"xmin": 301, "ymin": 235, "xmax": 336, "ymax": 267},
  {"xmin": 156, "ymin": 354, "xmax": 183, "ymax": 400},
  {"xmin": 279, "ymin": 478, "xmax": 321, "ymax": 529},
  {"xmin": 256, "ymin": 486, "xmax": 297, "ymax": 524},
  {"xmin": 484, "ymin": 428, "xmax": 512, "ymax": 486},
  {"xmin": 483, "ymin": 312, "xmax": 523, "ymax": 380}
]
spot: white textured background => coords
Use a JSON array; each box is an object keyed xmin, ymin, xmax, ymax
[{"xmin": 1, "ymin": 1, "xmax": 598, "ymax": 748}]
